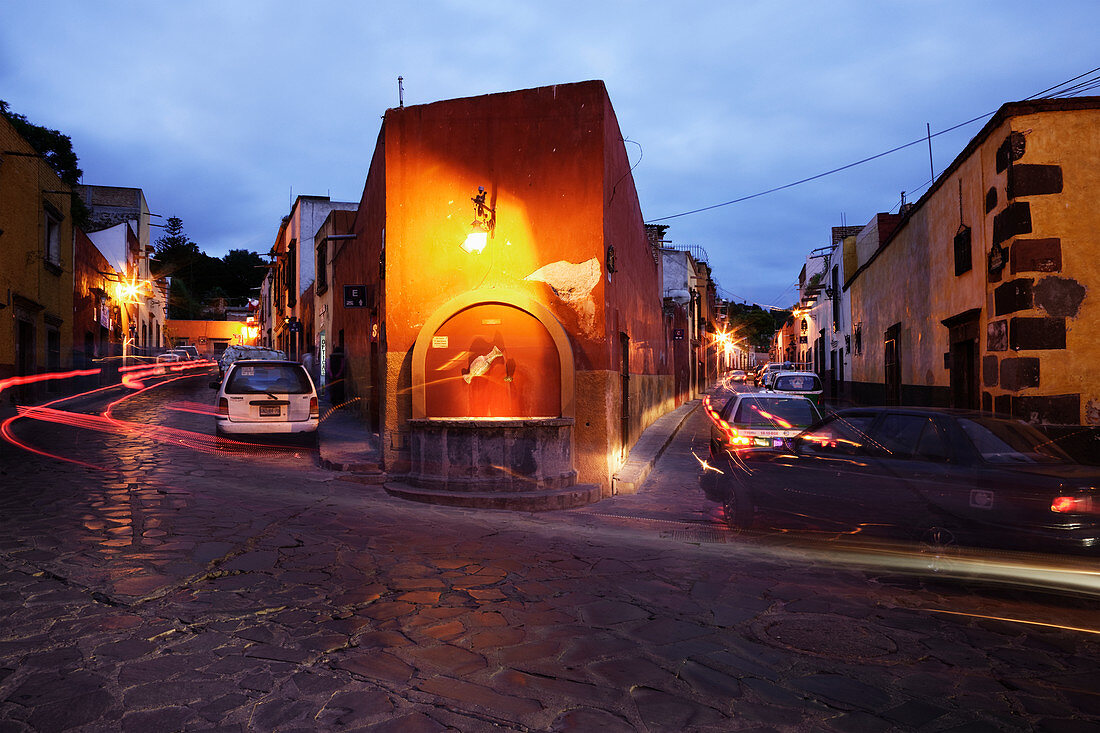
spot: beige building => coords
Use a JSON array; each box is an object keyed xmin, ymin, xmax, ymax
[{"xmin": 846, "ymin": 97, "xmax": 1100, "ymax": 458}]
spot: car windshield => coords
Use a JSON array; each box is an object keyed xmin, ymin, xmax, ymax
[
  {"xmin": 958, "ymin": 417, "xmax": 1074, "ymax": 464},
  {"xmin": 733, "ymin": 397, "xmax": 819, "ymax": 428},
  {"xmin": 773, "ymin": 374, "xmax": 821, "ymax": 391},
  {"xmin": 226, "ymin": 363, "xmax": 312, "ymax": 395}
]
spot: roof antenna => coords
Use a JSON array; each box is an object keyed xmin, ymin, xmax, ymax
[{"xmin": 398, "ymin": 76, "xmax": 404, "ymax": 108}]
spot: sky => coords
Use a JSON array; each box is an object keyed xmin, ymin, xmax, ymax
[{"xmin": 3, "ymin": 1, "xmax": 1098, "ymax": 309}]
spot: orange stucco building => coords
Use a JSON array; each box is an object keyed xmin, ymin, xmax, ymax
[{"xmin": 335, "ymin": 81, "xmax": 673, "ymax": 503}]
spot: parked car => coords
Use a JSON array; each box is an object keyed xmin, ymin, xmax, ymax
[
  {"xmin": 175, "ymin": 345, "xmax": 200, "ymax": 360},
  {"xmin": 155, "ymin": 351, "xmax": 182, "ymax": 364},
  {"xmin": 757, "ymin": 362, "xmax": 793, "ymax": 388},
  {"xmin": 702, "ymin": 406, "xmax": 1100, "ymax": 555},
  {"xmin": 216, "ymin": 345, "xmax": 287, "ymax": 379},
  {"xmin": 213, "ymin": 359, "xmax": 319, "ymax": 439},
  {"xmin": 707, "ymin": 392, "xmax": 822, "ymax": 455},
  {"xmin": 767, "ymin": 370, "xmax": 824, "ymax": 407}
]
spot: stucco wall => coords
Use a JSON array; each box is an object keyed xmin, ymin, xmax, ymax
[
  {"xmin": 0, "ymin": 114, "xmax": 74, "ymax": 388},
  {"xmin": 848, "ymin": 99, "xmax": 1100, "ymax": 426},
  {"xmin": 367, "ymin": 81, "xmax": 669, "ymax": 490},
  {"xmin": 983, "ymin": 106, "xmax": 1100, "ymax": 425}
]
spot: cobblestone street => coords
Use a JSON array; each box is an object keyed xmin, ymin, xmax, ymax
[{"xmin": 0, "ymin": 377, "xmax": 1098, "ymax": 731}]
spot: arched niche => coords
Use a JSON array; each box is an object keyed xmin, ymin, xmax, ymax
[{"xmin": 412, "ymin": 290, "xmax": 575, "ymax": 420}]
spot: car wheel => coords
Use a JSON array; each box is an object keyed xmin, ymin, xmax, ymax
[{"xmin": 720, "ymin": 474, "xmax": 754, "ymax": 531}]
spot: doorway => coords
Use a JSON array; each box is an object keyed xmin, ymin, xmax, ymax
[
  {"xmin": 884, "ymin": 323, "xmax": 901, "ymax": 406},
  {"xmin": 944, "ymin": 309, "xmax": 981, "ymax": 410}
]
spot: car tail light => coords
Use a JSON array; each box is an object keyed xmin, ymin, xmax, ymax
[
  {"xmin": 1051, "ymin": 495, "xmax": 1096, "ymax": 514},
  {"xmin": 310, "ymin": 396, "xmax": 319, "ymax": 419},
  {"xmin": 217, "ymin": 398, "xmax": 229, "ymax": 417},
  {"xmin": 719, "ymin": 420, "xmax": 751, "ymax": 446}
]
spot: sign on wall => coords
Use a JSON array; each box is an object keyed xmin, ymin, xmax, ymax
[{"xmin": 344, "ymin": 285, "xmax": 368, "ymax": 308}]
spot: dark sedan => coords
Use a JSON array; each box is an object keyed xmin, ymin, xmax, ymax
[{"xmin": 701, "ymin": 407, "xmax": 1100, "ymax": 554}]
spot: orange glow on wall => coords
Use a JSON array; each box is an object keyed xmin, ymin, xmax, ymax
[{"xmin": 424, "ymin": 303, "xmax": 560, "ymax": 418}]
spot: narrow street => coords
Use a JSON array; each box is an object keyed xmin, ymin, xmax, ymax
[{"xmin": 0, "ymin": 373, "xmax": 1098, "ymax": 731}]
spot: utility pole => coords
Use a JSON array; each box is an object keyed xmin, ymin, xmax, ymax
[{"xmin": 927, "ymin": 123, "xmax": 935, "ymax": 182}]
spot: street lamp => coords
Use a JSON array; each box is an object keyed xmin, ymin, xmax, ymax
[{"xmin": 460, "ymin": 186, "xmax": 495, "ymax": 254}]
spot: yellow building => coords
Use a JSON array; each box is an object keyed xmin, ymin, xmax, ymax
[
  {"xmin": 164, "ymin": 319, "xmax": 258, "ymax": 358},
  {"xmin": 847, "ymin": 97, "xmax": 1100, "ymax": 456},
  {"xmin": 0, "ymin": 113, "xmax": 75, "ymax": 403}
]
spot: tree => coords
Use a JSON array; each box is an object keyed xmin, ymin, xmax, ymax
[
  {"xmin": 152, "ymin": 217, "xmax": 206, "ymax": 319},
  {"xmin": 1, "ymin": 100, "xmax": 89, "ymax": 228},
  {"xmin": 221, "ymin": 249, "xmax": 267, "ymax": 301},
  {"xmin": 152, "ymin": 218, "xmax": 266, "ymax": 318},
  {"xmin": 726, "ymin": 302, "xmax": 791, "ymax": 350}
]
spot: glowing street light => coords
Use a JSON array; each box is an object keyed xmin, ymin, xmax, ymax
[{"xmin": 460, "ymin": 186, "xmax": 495, "ymax": 254}]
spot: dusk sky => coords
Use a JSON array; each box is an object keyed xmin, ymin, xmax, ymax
[{"xmin": 3, "ymin": 1, "xmax": 1098, "ymax": 309}]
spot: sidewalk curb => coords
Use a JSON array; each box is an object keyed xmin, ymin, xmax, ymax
[{"xmin": 611, "ymin": 398, "xmax": 701, "ymax": 495}]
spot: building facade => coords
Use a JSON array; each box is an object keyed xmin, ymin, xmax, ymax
[
  {"xmin": 846, "ymin": 97, "xmax": 1100, "ymax": 458},
  {"xmin": 337, "ymin": 81, "xmax": 675, "ymax": 500},
  {"xmin": 76, "ymin": 185, "xmax": 166, "ymax": 357},
  {"xmin": 0, "ymin": 113, "xmax": 75, "ymax": 403},
  {"xmin": 263, "ymin": 196, "xmax": 357, "ymax": 361}
]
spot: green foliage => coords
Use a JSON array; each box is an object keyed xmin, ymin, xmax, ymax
[
  {"xmin": 1, "ymin": 100, "xmax": 90, "ymax": 229},
  {"xmin": 152, "ymin": 217, "xmax": 265, "ymax": 319},
  {"xmin": 725, "ymin": 302, "xmax": 791, "ymax": 350}
]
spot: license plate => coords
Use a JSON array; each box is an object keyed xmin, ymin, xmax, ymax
[{"xmin": 259, "ymin": 405, "xmax": 281, "ymax": 417}]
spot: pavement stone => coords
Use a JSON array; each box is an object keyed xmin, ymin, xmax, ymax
[{"xmin": 0, "ymin": 378, "xmax": 1098, "ymax": 730}]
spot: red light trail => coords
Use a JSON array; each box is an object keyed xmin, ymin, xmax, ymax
[{"xmin": 2, "ymin": 364, "xmax": 308, "ymax": 470}]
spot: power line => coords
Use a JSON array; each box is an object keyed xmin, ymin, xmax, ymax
[
  {"xmin": 648, "ymin": 66, "xmax": 1100, "ymax": 224},
  {"xmin": 1025, "ymin": 65, "xmax": 1100, "ymax": 99},
  {"xmin": 648, "ymin": 112, "xmax": 992, "ymax": 222}
]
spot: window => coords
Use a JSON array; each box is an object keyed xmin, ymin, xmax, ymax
[
  {"xmin": 732, "ymin": 397, "xmax": 819, "ymax": 428},
  {"xmin": 831, "ymin": 265, "xmax": 840, "ymax": 331},
  {"xmin": 773, "ymin": 374, "xmax": 822, "ymax": 392},
  {"xmin": 874, "ymin": 414, "xmax": 949, "ymax": 462},
  {"xmin": 286, "ymin": 240, "xmax": 297, "ymax": 307},
  {"xmin": 796, "ymin": 414, "xmax": 875, "ymax": 456},
  {"xmin": 44, "ymin": 205, "xmax": 62, "ymax": 268},
  {"xmin": 316, "ymin": 241, "xmax": 328, "ymax": 294},
  {"xmin": 953, "ymin": 226, "xmax": 972, "ymax": 276},
  {"xmin": 226, "ymin": 363, "xmax": 312, "ymax": 395},
  {"xmin": 958, "ymin": 418, "xmax": 1072, "ymax": 464}
]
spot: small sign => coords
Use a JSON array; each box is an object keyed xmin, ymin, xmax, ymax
[
  {"xmin": 673, "ymin": 328, "xmax": 684, "ymax": 340},
  {"xmin": 344, "ymin": 285, "xmax": 368, "ymax": 308},
  {"xmin": 288, "ymin": 320, "xmax": 302, "ymax": 333},
  {"xmin": 432, "ymin": 336, "xmax": 448, "ymax": 348},
  {"xmin": 988, "ymin": 242, "xmax": 1006, "ymax": 275}
]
